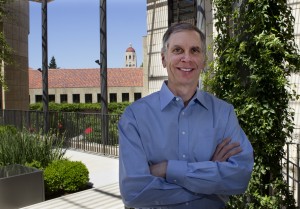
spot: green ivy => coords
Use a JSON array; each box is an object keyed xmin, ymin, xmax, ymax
[{"xmin": 204, "ymin": 0, "xmax": 300, "ymax": 208}]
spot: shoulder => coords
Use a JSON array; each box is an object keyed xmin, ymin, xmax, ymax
[
  {"xmin": 123, "ymin": 91, "xmax": 160, "ymax": 114},
  {"xmin": 199, "ymin": 90, "xmax": 233, "ymax": 110}
]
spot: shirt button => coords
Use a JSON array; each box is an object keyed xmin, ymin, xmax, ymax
[
  {"xmin": 182, "ymin": 154, "xmax": 186, "ymax": 158},
  {"xmin": 182, "ymin": 131, "xmax": 186, "ymax": 135},
  {"xmin": 173, "ymin": 179, "xmax": 177, "ymax": 183},
  {"xmin": 185, "ymin": 202, "xmax": 189, "ymax": 206},
  {"xmin": 176, "ymin": 97, "xmax": 180, "ymax": 101},
  {"xmin": 182, "ymin": 111, "xmax": 185, "ymax": 115}
]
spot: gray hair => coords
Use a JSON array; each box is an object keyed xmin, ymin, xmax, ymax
[{"xmin": 161, "ymin": 22, "xmax": 206, "ymax": 54}]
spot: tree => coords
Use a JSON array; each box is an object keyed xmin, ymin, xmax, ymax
[
  {"xmin": 49, "ymin": 56, "xmax": 58, "ymax": 69},
  {"xmin": 204, "ymin": 0, "xmax": 300, "ymax": 208}
]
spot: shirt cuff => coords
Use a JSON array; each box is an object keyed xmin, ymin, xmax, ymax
[{"xmin": 166, "ymin": 160, "xmax": 187, "ymax": 186}]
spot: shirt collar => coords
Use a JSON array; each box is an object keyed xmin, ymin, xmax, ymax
[
  {"xmin": 159, "ymin": 81, "xmax": 209, "ymax": 110},
  {"xmin": 159, "ymin": 81, "xmax": 175, "ymax": 110},
  {"xmin": 194, "ymin": 88, "xmax": 209, "ymax": 110}
]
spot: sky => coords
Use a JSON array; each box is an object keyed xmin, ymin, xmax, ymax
[{"xmin": 29, "ymin": 0, "xmax": 147, "ymax": 69}]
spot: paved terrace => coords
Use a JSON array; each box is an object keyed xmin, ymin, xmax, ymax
[{"xmin": 21, "ymin": 149, "xmax": 124, "ymax": 209}]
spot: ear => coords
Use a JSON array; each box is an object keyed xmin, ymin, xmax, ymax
[{"xmin": 161, "ymin": 53, "xmax": 166, "ymax": 68}]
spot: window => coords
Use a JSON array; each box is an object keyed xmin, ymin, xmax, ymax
[
  {"xmin": 60, "ymin": 94, "xmax": 67, "ymax": 103},
  {"xmin": 134, "ymin": 93, "xmax": 142, "ymax": 101},
  {"xmin": 109, "ymin": 93, "xmax": 117, "ymax": 103},
  {"xmin": 35, "ymin": 95, "xmax": 42, "ymax": 103},
  {"xmin": 49, "ymin": 95, "xmax": 55, "ymax": 102},
  {"xmin": 73, "ymin": 94, "xmax": 80, "ymax": 103},
  {"xmin": 85, "ymin": 94, "xmax": 92, "ymax": 103},
  {"xmin": 122, "ymin": 93, "xmax": 129, "ymax": 102},
  {"xmin": 97, "ymin": 94, "xmax": 101, "ymax": 103}
]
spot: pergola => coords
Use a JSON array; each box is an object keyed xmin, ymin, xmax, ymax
[{"xmin": 28, "ymin": 0, "xmax": 108, "ymax": 143}]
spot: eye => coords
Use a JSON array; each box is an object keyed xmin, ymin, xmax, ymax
[
  {"xmin": 172, "ymin": 47, "xmax": 183, "ymax": 54},
  {"xmin": 191, "ymin": 47, "xmax": 201, "ymax": 54}
]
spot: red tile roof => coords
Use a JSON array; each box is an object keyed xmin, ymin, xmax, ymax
[{"xmin": 29, "ymin": 68, "xmax": 143, "ymax": 89}]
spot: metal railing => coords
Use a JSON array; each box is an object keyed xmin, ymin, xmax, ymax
[
  {"xmin": 1, "ymin": 109, "xmax": 300, "ymax": 205},
  {"xmin": 0, "ymin": 109, "xmax": 120, "ymax": 157},
  {"xmin": 282, "ymin": 142, "xmax": 300, "ymax": 206}
]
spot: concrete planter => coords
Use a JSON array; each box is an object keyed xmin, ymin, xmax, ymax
[{"xmin": 0, "ymin": 164, "xmax": 44, "ymax": 209}]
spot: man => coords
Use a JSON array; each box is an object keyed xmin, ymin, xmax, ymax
[{"xmin": 118, "ymin": 22, "xmax": 254, "ymax": 209}]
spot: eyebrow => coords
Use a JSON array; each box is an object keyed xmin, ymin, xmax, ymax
[{"xmin": 170, "ymin": 45, "xmax": 202, "ymax": 50}]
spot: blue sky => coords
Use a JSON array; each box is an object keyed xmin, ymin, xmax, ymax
[{"xmin": 29, "ymin": 0, "xmax": 147, "ymax": 69}]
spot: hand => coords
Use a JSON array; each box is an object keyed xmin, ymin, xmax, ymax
[
  {"xmin": 211, "ymin": 137, "xmax": 242, "ymax": 162},
  {"xmin": 149, "ymin": 161, "xmax": 168, "ymax": 178}
]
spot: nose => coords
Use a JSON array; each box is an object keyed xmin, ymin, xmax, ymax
[{"xmin": 180, "ymin": 53, "xmax": 192, "ymax": 62}]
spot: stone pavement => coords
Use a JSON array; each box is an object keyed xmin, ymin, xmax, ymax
[
  {"xmin": 63, "ymin": 149, "xmax": 119, "ymax": 188},
  {"xmin": 21, "ymin": 149, "xmax": 124, "ymax": 209}
]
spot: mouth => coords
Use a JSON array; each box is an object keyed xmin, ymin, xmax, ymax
[{"xmin": 178, "ymin": 68, "xmax": 193, "ymax": 72}]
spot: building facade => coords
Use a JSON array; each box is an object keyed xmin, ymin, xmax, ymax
[
  {"xmin": 287, "ymin": 0, "xmax": 300, "ymax": 140},
  {"xmin": 145, "ymin": 0, "xmax": 214, "ymax": 93},
  {"xmin": 1, "ymin": 0, "xmax": 30, "ymax": 110},
  {"xmin": 29, "ymin": 68, "xmax": 145, "ymax": 104}
]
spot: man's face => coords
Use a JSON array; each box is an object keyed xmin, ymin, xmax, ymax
[{"xmin": 161, "ymin": 30, "xmax": 205, "ymax": 91}]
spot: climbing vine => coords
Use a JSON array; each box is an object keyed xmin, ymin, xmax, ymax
[{"xmin": 204, "ymin": 0, "xmax": 300, "ymax": 208}]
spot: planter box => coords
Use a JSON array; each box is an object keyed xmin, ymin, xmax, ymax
[{"xmin": 0, "ymin": 164, "xmax": 44, "ymax": 209}]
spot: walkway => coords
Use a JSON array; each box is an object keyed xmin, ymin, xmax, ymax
[{"xmin": 21, "ymin": 149, "xmax": 124, "ymax": 209}]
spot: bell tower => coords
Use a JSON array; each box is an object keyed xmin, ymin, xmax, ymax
[{"xmin": 125, "ymin": 43, "xmax": 137, "ymax": 68}]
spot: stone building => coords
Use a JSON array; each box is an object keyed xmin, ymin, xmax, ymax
[
  {"xmin": 1, "ymin": 0, "xmax": 30, "ymax": 110},
  {"xmin": 29, "ymin": 67, "xmax": 145, "ymax": 104}
]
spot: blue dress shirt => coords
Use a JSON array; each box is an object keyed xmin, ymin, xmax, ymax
[{"xmin": 118, "ymin": 82, "xmax": 254, "ymax": 209}]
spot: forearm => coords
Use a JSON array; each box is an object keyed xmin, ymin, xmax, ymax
[
  {"xmin": 120, "ymin": 162, "xmax": 201, "ymax": 208},
  {"xmin": 166, "ymin": 149, "xmax": 253, "ymax": 195}
]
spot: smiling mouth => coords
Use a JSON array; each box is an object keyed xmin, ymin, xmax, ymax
[{"xmin": 179, "ymin": 68, "xmax": 193, "ymax": 72}]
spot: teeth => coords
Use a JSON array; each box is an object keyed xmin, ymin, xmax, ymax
[{"xmin": 181, "ymin": 68, "xmax": 192, "ymax": 72}]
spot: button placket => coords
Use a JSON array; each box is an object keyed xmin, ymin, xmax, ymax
[{"xmin": 178, "ymin": 108, "xmax": 189, "ymax": 161}]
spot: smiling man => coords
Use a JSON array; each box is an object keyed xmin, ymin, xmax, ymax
[{"xmin": 118, "ymin": 22, "xmax": 254, "ymax": 209}]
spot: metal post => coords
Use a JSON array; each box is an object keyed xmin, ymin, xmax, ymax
[
  {"xmin": 297, "ymin": 144, "xmax": 300, "ymax": 206},
  {"xmin": 287, "ymin": 143, "xmax": 290, "ymax": 190},
  {"xmin": 100, "ymin": 0, "xmax": 108, "ymax": 150},
  {"xmin": 41, "ymin": 0, "xmax": 49, "ymax": 133}
]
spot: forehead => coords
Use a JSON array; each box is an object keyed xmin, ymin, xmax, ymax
[{"xmin": 167, "ymin": 30, "xmax": 202, "ymax": 47}]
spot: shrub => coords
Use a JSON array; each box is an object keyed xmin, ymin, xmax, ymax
[
  {"xmin": 0, "ymin": 125, "xmax": 18, "ymax": 134},
  {"xmin": 0, "ymin": 126, "xmax": 65, "ymax": 167},
  {"xmin": 25, "ymin": 160, "xmax": 43, "ymax": 170},
  {"xmin": 44, "ymin": 159, "xmax": 89, "ymax": 198},
  {"xmin": 30, "ymin": 102, "xmax": 130, "ymax": 114}
]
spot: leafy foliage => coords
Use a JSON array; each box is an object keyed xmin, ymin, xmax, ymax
[
  {"xmin": 30, "ymin": 102, "xmax": 130, "ymax": 114},
  {"xmin": 204, "ymin": 0, "xmax": 300, "ymax": 208},
  {"xmin": 44, "ymin": 159, "xmax": 89, "ymax": 198},
  {"xmin": 0, "ymin": 126, "xmax": 66, "ymax": 168}
]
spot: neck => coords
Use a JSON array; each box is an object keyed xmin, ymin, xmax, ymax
[{"xmin": 168, "ymin": 84, "xmax": 197, "ymax": 106}]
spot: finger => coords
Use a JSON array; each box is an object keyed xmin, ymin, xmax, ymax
[
  {"xmin": 211, "ymin": 138, "xmax": 230, "ymax": 161},
  {"xmin": 221, "ymin": 147, "xmax": 242, "ymax": 161},
  {"xmin": 217, "ymin": 141, "xmax": 240, "ymax": 158},
  {"xmin": 214, "ymin": 137, "xmax": 231, "ymax": 155},
  {"xmin": 212, "ymin": 141, "xmax": 241, "ymax": 162}
]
